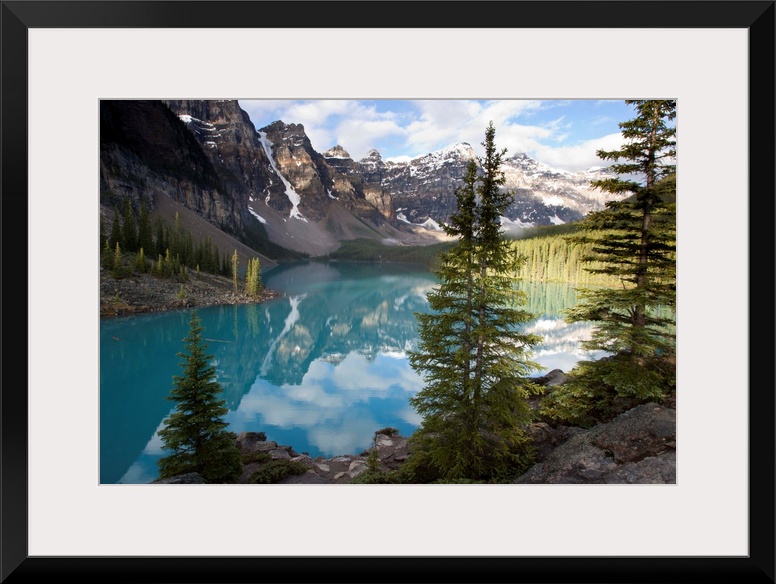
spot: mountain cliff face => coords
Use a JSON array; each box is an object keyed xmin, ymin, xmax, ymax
[
  {"xmin": 100, "ymin": 100, "xmax": 242, "ymax": 233},
  {"xmin": 100, "ymin": 100, "xmax": 622, "ymax": 261}
]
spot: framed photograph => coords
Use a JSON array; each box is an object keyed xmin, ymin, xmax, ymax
[{"xmin": 5, "ymin": 1, "xmax": 773, "ymax": 582}]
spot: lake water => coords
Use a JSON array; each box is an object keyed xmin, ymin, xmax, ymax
[{"xmin": 100, "ymin": 260, "xmax": 608, "ymax": 484}]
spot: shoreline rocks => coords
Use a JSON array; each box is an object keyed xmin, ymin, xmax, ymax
[
  {"xmin": 153, "ymin": 401, "xmax": 676, "ymax": 485},
  {"xmin": 100, "ymin": 268, "xmax": 279, "ymax": 317}
]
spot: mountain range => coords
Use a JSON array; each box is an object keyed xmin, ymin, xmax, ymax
[{"xmin": 99, "ymin": 99, "xmax": 623, "ymax": 262}]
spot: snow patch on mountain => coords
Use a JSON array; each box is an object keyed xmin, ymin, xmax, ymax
[
  {"xmin": 501, "ymin": 216, "xmax": 534, "ymax": 229},
  {"xmin": 258, "ymin": 131, "xmax": 308, "ymax": 222},
  {"xmin": 397, "ymin": 213, "xmax": 443, "ymax": 231},
  {"xmin": 249, "ymin": 207, "xmax": 267, "ymax": 224}
]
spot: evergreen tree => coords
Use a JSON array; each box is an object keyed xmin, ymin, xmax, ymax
[
  {"xmin": 137, "ymin": 200, "xmax": 154, "ymax": 255},
  {"xmin": 245, "ymin": 257, "xmax": 263, "ymax": 298},
  {"xmin": 134, "ymin": 248, "xmax": 146, "ymax": 273},
  {"xmin": 111, "ymin": 242, "xmax": 124, "ymax": 278},
  {"xmin": 541, "ymin": 100, "xmax": 677, "ymax": 426},
  {"xmin": 121, "ymin": 197, "xmax": 137, "ymax": 252},
  {"xmin": 157, "ymin": 310, "xmax": 243, "ymax": 483},
  {"xmin": 102, "ymin": 239, "xmax": 114, "ymax": 271},
  {"xmin": 231, "ymin": 250, "xmax": 239, "ymax": 292},
  {"xmin": 407, "ymin": 123, "xmax": 543, "ymax": 482},
  {"xmin": 109, "ymin": 205, "xmax": 122, "ymax": 249},
  {"xmin": 155, "ymin": 218, "xmax": 166, "ymax": 258}
]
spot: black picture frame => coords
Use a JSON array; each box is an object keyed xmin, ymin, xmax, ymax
[{"xmin": 3, "ymin": 1, "xmax": 774, "ymax": 582}]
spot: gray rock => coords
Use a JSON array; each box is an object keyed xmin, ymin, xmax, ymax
[
  {"xmin": 268, "ymin": 448, "xmax": 291, "ymax": 460},
  {"xmin": 533, "ymin": 369, "xmax": 568, "ymax": 387},
  {"xmin": 153, "ymin": 472, "xmax": 204, "ymax": 484},
  {"xmin": 516, "ymin": 403, "xmax": 676, "ymax": 484},
  {"xmin": 235, "ymin": 431, "xmax": 268, "ymax": 453},
  {"xmin": 278, "ymin": 470, "xmax": 333, "ymax": 484}
]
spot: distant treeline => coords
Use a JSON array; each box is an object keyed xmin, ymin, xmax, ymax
[
  {"xmin": 328, "ymin": 226, "xmax": 628, "ymax": 288},
  {"xmin": 101, "ymin": 199, "xmax": 254, "ymax": 281},
  {"xmin": 506, "ymin": 224, "xmax": 622, "ymax": 287},
  {"xmin": 327, "ymin": 238, "xmax": 455, "ymax": 268}
]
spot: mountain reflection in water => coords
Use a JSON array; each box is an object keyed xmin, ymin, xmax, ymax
[{"xmin": 100, "ymin": 261, "xmax": 607, "ymax": 484}]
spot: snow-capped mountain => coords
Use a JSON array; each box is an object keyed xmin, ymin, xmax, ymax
[{"xmin": 100, "ymin": 100, "xmax": 623, "ymax": 261}]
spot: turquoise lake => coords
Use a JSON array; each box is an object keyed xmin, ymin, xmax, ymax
[{"xmin": 99, "ymin": 260, "xmax": 607, "ymax": 484}]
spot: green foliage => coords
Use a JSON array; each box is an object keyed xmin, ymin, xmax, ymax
[
  {"xmin": 121, "ymin": 197, "xmax": 137, "ymax": 252},
  {"xmin": 350, "ymin": 468, "xmax": 403, "ymax": 484},
  {"xmin": 155, "ymin": 218, "xmax": 167, "ymax": 257},
  {"xmin": 349, "ymin": 451, "xmax": 406, "ymax": 484},
  {"xmin": 241, "ymin": 451, "xmax": 271, "ymax": 465},
  {"xmin": 328, "ymin": 239, "xmax": 454, "ymax": 268},
  {"xmin": 539, "ymin": 353, "xmax": 675, "ymax": 426},
  {"xmin": 244, "ymin": 257, "xmax": 263, "ymax": 298},
  {"xmin": 247, "ymin": 459, "xmax": 308, "ymax": 484},
  {"xmin": 109, "ymin": 205, "xmax": 122, "ymax": 249},
  {"xmin": 138, "ymin": 200, "xmax": 154, "ymax": 254},
  {"xmin": 543, "ymin": 100, "xmax": 677, "ymax": 424},
  {"xmin": 508, "ymin": 232, "xmax": 622, "ymax": 287},
  {"xmin": 101, "ymin": 239, "xmax": 114, "ymax": 271},
  {"xmin": 104, "ymin": 201, "xmax": 251, "ymax": 285},
  {"xmin": 408, "ymin": 123, "xmax": 543, "ymax": 482},
  {"xmin": 374, "ymin": 427, "xmax": 399, "ymax": 437},
  {"xmin": 111, "ymin": 242, "xmax": 126, "ymax": 278},
  {"xmin": 366, "ymin": 449, "xmax": 380, "ymax": 473},
  {"xmin": 231, "ymin": 250, "xmax": 239, "ymax": 292},
  {"xmin": 157, "ymin": 311, "xmax": 243, "ymax": 483},
  {"xmin": 134, "ymin": 248, "xmax": 147, "ymax": 273}
]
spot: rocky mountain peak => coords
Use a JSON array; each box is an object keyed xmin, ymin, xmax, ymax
[
  {"xmin": 323, "ymin": 145, "xmax": 352, "ymax": 159},
  {"xmin": 102, "ymin": 100, "xmax": 627, "ymax": 262},
  {"xmin": 360, "ymin": 148, "xmax": 384, "ymax": 164}
]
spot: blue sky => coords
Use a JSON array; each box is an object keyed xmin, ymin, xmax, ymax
[{"xmin": 238, "ymin": 99, "xmax": 637, "ymax": 173}]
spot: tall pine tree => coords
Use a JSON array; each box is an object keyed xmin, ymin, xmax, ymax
[
  {"xmin": 121, "ymin": 197, "xmax": 137, "ymax": 252},
  {"xmin": 245, "ymin": 257, "xmax": 262, "ymax": 298},
  {"xmin": 231, "ymin": 250, "xmax": 239, "ymax": 292},
  {"xmin": 407, "ymin": 123, "xmax": 543, "ymax": 483},
  {"xmin": 157, "ymin": 310, "xmax": 243, "ymax": 483},
  {"xmin": 541, "ymin": 100, "xmax": 677, "ymax": 426}
]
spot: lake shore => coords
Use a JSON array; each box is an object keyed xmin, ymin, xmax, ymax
[{"xmin": 100, "ymin": 268, "xmax": 279, "ymax": 317}]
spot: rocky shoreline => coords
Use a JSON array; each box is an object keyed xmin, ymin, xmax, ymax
[
  {"xmin": 100, "ymin": 268, "xmax": 279, "ymax": 317},
  {"xmin": 103, "ymin": 271, "xmax": 676, "ymax": 485},
  {"xmin": 155, "ymin": 385, "xmax": 676, "ymax": 485}
]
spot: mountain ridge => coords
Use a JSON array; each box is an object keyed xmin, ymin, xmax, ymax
[{"xmin": 100, "ymin": 99, "xmax": 623, "ymax": 261}]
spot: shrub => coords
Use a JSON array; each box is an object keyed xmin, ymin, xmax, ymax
[
  {"xmin": 539, "ymin": 353, "xmax": 675, "ymax": 427},
  {"xmin": 242, "ymin": 451, "xmax": 271, "ymax": 465},
  {"xmin": 248, "ymin": 460, "xmax": 307, "ymax": 484},
  {"xmin": 350, "ymin": 469, "xmax": 402, "ymax": 484},
  {"xmin": 374, "ymin": 427, "xmax": 399, "ymax": 437}
]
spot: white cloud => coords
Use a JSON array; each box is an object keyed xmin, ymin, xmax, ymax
[
  {"xmin": 533, "ymin": 132, "xmax": 626, "ymax": 172},
  {"xmin": 239, "ymin": 99, "xmax": 631, "ymax": 173}
]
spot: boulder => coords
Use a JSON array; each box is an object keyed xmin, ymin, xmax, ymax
[
  {"xmin": 515, "ymin": 403, "xmax": 676, "ymax": 484},
  {"xmin": 533, "ymin": 369, "xmax": 568, "ymax": 387},
  {"xmin": 235, "ymin": 431, "xmax": 267, "ymax": 453}
]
